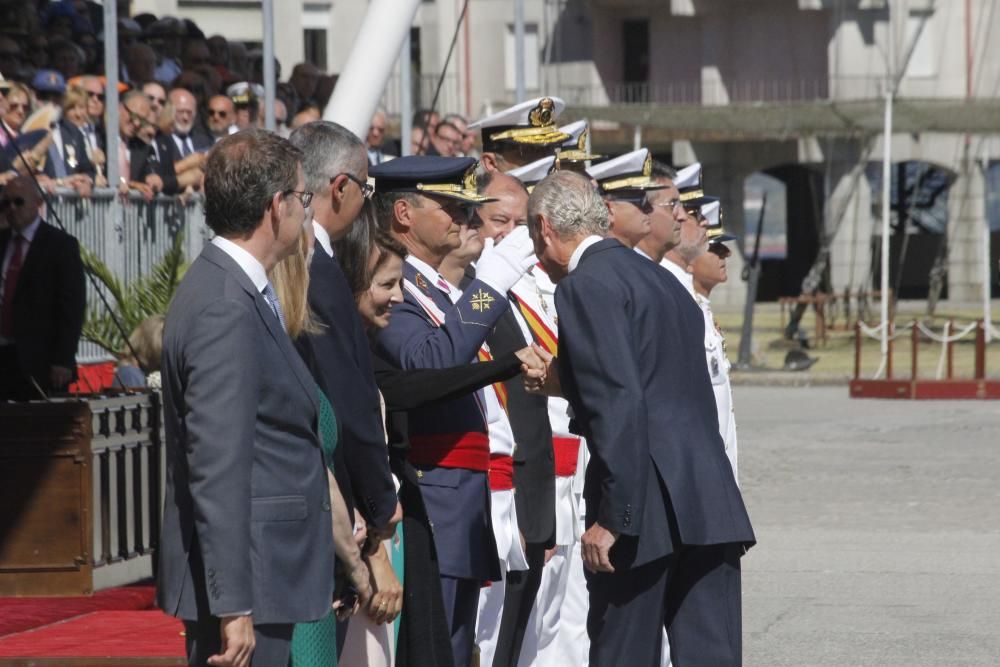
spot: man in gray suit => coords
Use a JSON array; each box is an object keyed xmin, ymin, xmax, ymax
[{"xmin": 157, "ymin": 129, "xmax": 334, "ymax": 667}]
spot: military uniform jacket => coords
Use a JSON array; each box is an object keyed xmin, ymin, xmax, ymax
[
  {"xmin": 696, "ymin": 293, "xmax": 738, "ymax": 483},
  {"xmin": 374, "ymin": 258, "xmax": 508, "ymax": 581},
  {"xmin": 556, "ymin": 238, "xmax": 754, "ymax": 569}
]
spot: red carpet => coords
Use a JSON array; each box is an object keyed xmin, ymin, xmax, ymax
[
  {"xmin": 0, "ymin": 584, "xmax": 156, "ymax": 637},
  {"xmin": 0, "ymin": 610, "xmax": 185, "ymax": 660}
]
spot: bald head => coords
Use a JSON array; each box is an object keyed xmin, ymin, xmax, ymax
[
  {"xmin": 477, "ymin": 172, "xmax": 529, "ymax": 243},
  {"xmin": 2, "ymin": 176, "xmax": 44, "ymax": 230},
  {"xmin": 169, "ymin": 88, "xmax": 198, "ymax": 134}
]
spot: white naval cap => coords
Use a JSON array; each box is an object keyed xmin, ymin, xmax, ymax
[
  {"xmin": 469, "ymin": 96, "xmax": 571, "ymax": 151},
  {"xmin": 555, "ymin": 120, "xmax": 603, "ymax": 164},
  {"xmin": 586, "ymin": 148, "xmax": 663, "ymax": 193},
  {"xmin": 703, "ymin": 199, "xmax": 736, "ymax": 242},
  {"xmin": 507, "ymin": 155, "xmax": 556, "ymax": 191},
  {"xmin": 675, "ymin": 162, "xmax": 705, "ymax": 203}
]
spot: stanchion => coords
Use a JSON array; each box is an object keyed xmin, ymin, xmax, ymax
[
  {"xmin": 887, "ymin": 322, "xmax": 895, "ymax": 379},
  {"xmin": 946, "ymin": 319, "xmax": 954, "ymax": 379},
  {"xmin": 854, "ymin": 321, "xmax": 862, "ymax": 379},
  {"xmin": 910, "ymin": 320, "xmax": 919, "ymax": 379},
  {"xmin": 974, "ymin": 320, "xmax": 985, "ymax": 380}
]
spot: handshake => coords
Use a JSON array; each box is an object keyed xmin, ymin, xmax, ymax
[{"xmin": 515, "ymin": 344, "xmax": 561, "ymax": 397}]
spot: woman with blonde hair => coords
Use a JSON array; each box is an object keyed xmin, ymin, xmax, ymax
[{"xmin": 272, "ymin": 223, "xmax": 372, "ymax": 667}]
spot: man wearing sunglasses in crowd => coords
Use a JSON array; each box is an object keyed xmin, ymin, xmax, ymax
[
  {"xmin": 0, "ymin": 175, "xmax": 85, "ymax": 401},
  {"xmin": 118, "ymin": 89, "xmax": 166, "ymax": 201},
  {"xmin": 588, "ymin": 148, "xmax": 665, "ymax": 250},
  {"xmin": 206, "ymin": 94, "xmax": 236, "ymax": 143}
]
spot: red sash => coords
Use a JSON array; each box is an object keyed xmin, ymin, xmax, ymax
[
  {"xmin": 409, "ymin": 432, "xmax": 491, "ymax": 471},
  {"xmin": 488, "ymin": 453, "xmax": 514, "ymax": 491},
  {"xmin": 553, "ymin": 436, "xmax": 581, "ymax": 477}
]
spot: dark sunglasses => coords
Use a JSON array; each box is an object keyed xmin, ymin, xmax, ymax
[
  {"xmin": 335, "ymin": 173, "xmax": 374, "ymax": 199},
  {"xmin": 208, "ymin": 108, "xmax": 230, "ymax": 118},
  {"xmin": 6, "ymin": 102, "xmax": 29, "ymax": 112},
  {"xmin": 0, "ymin": 196, "xmax": 26, "ymax": 210},
  {"xmin": 87, "ymin": 91, "xmax": 105, "ymax": 102},
  {"xmin": 147, "ymin": 95, "xmax": 166, "ymax": 106}
]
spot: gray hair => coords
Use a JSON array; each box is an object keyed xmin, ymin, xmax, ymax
[
  {"xmin": 528, "ymin": 170, "xmax": 609, "ymax": 239},
  {"xmin": 288, "ymin": 120, "xmax": 367, "ymax": 193},
  {"xmin": 651, "ymin": 160, "xmax": 677, "ymax": 180}
]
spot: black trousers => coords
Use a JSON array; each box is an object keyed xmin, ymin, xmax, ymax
[
  {"xmin": 439, "ymin": 575, "xmax": 481, "ymax": 667},
  {"xmin": 184, "ymin": 617, "xmax": 293, "ymax": 667},
  {"xmin": 586, "ymin": 543, "xmax": 744, "ymax": 667},
  {"xmin": 492, "ymin": 542, "xmax": 545, "ymax": 667}
]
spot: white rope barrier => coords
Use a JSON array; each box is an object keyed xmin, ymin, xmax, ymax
[
  {"xmin": 858, "ymin": 319, "xmax": 986, "ymax": 381},
  {"xmin": 914, "ymin": 320, "xmax": 979, "ymax": 344}
]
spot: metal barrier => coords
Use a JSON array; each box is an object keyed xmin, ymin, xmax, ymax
[
  {"xmin": 47, "ymin": 188, "xmax": 210, "ymax": 363},
  {"xmin": 89, "ymin": 393, "xmax": 165, "ymax": 590}
]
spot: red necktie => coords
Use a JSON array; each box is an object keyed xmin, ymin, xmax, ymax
[{"xmin": 1, "ymin": 235, "xmax": 25, "ymax": 338}]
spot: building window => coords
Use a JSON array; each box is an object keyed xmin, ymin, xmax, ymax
[
  {"xmin": 304, "ymin": 28, "xmax": 327, "ymax": 71},
  {"xmin": 504, "ymin": 23, "xmax": 539, "ymax": 92}
]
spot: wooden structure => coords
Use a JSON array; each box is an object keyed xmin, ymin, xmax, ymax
[
  {"xmin": 0, "ymin": 394, "xmax": 164, "ymax": 596},
  {"xmin": 850, "ymin": 320, "xmax": 1000, "ymax": 400}
]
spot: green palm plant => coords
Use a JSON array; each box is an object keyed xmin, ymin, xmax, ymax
[{"xmin": 81, "ymin": 234, "xmax": 188, "ymax": 357}]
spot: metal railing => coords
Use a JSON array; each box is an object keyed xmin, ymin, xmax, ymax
[
  {"xmin": 552, "ymin": 76, "xmax": 969, "ymax": 107},
  {"xmin": 89, "ymin": 393, "xmax": 165, "ymax": 590},
  {"xmin": 47, "ymin": 189, "xmax": 210, "ymax": 363}
]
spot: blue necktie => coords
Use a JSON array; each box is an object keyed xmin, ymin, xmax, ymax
[
  {"xmin": 48, "ymin": 141, "xmax": 68, "ymax": 178},
  {"xmin": 262, "ymin": 283, "xmax": 287, "ymax": 332}
]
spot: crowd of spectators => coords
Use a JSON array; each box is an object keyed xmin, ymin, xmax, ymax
[{"xmin": 0, "ymin": 0, "xmax": 345, "ymax": 201}]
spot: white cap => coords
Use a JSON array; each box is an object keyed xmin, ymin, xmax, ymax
[
  {"xmin": 586, "ymin": 148, "xmax": 663, "ymax": 192},
  {"xmin": 675, "ymin": 162, "xmax": 704, "ymax": 202},
  {"xmin": 555, "ymin": 120, "xmax": 602, "ymax": 163},
  {"xmin": 507, "ymin": 155, "xmax": 556, "ymax": 190},
  {"xmin": 469, "ymin": 96, "xmax": 570, "ymax": 150},
  {"xmin": 701, "ymin": 199, "xmax": 720, "ymax": 228}
]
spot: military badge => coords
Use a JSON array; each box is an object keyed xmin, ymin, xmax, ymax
[
  {"xmin": 470, "ymin": 289, "xmax": 495, "ymax": 312},
  {"xmin": 66, "ymin": 144, "xmax": 78, "ymax": 170},
  {"xmin": 415, "ymin": 273, "xmax": 430, "ymax": 293},
  {"xmin": 528, "ymin": 98, "xmax": 556, "ymax": 128}
]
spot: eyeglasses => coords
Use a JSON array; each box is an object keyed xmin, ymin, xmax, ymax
[
  {"xmin": 655, "ymin": 198, "xmax": 683, "ymax": 211},
  {"xmin": 124, "ymin": 107, "xmax": 154, "ymax": 128},
  {"xmin": 87, "ymin": 91, "xmax": 105, "ymax": 102},
  {"xmin": 7, "ymin": 102, "xmax": 29, "ymax": 112},
  {"xmin": 0, "ymin": 196, "xmax": 26, "ymax": 210},
  {"xmin": 146, "ymin": 95, "xmax": 166, "ymax": 106},
  {"xmin": 284, "ymin": 190, "xmax": 314, "ymax": 208},
  {"xmin": 208, "ymin": 108, "xmax": 230, "ymax": 118},
  {"xmin": 336, "ymin": 173, "xmax": 374, "ymax": 199}
]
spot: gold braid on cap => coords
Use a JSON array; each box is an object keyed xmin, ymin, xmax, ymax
[
  {"xmin": 599, "ymin": 153, "xmax": 655, "ymax": 191},
  {"xmin": 413, "ymin": 165, "xmax": 490, "ymax": 202},
  {"xmin": 680, "ymin": 188, "xmax": 705, "ymax": 202},
  {"xmin": 488, "ymin": 98, "xmax": 570, "ymax": 145}
]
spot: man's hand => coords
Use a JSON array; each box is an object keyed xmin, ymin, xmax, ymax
[
  {"xmin": 523, "ymin": 344, "xmax": 561, "ymax": 397},
  {"xmin": 515, "ymin": 346, "xmax": 546, "ymax": 392},
  {"xmin": 207, "ymin": 615, "xmax": 254, "ymax": 667},
  {"xmin": 144, "ymin": 172, "xmax": 164, "ymax": 194},
  {"xmin": 49, "ymin": 365, "xmax": 72, "ymax": 389},
  {"xmin": 365, "ymin": 543, "xmax": 403, "ymax": 625},
  {"xmin": 581, "ymin": 522, "xmax": 618, "ymax": 574}
]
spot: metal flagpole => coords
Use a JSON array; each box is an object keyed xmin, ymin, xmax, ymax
[
  {"xmin": 401, "ymin": 29, "xmax": 412, "ymax": 156},
  {"xmin": 514, "ymin": 0, "xmax": 526, "ymax": 103},
  {"xmin": 103, "ymin": 1, "xmax": 120, "ymax": 190},
  {"xmin": 879, "ymin": 7, "xmax": 895, "ymax": 371},
  {"xmin": 262, "ymin": 0, "xmax": 276, "ymax": 131}
]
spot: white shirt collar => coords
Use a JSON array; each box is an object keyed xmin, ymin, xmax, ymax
[
  {"xmin": 634, "ymin": 246, "xmax": 652, "ymax": 261},
  {"xmin": 211, "ymin": 236, "xmax": 269, "ymax": 292},
  {"xmin": 661, "ymin": 256, "xmax": 696, "ymax": 299},
  {"xmin": 312, "ymin": 221, "xmax": 334, "ymax": 258},
  {"xmin": 567, "ymin": 235, "xmax": 604, "ymax": 274}
]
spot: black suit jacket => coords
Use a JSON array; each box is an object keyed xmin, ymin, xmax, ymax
[
  {"xmin": 460, "ymin": 267, "xmax": 556, "ymax": 546},
  {"xmin": 129, "ymin": 134, "xmax": 179, "ymax": 195},
  {"xmin": 297, "ymin": 244, "xmax": 398, "ymax": 529},
  {"xmin": 43, "ymin": 120, "xmax": 96, "ymax": 179},
  {"xmin": 166, "ymin": 129, "xmax": 213, "ymax": 161},
  {"xmin": 556, "ymin": 239, "xmax": 755, "ymax": 569},
  {"xmin": 0, "ymin": 221, "xmax": 86, "ymax": 387}
]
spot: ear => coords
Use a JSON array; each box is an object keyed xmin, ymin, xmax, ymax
[
  {"xmin": 393, "ymin": 198, "xmax": 414, "ymax": 231},
  {"xmin": 330, "ymin": 173, "xmax": 349, "ymax": 205},
  {"xmin": 269, "ymin": 190, "xmax": 284, "ymax": 236},
  {"xmin": 480, "ymin": 152, "xmax": 500, "ymax": 173},
  {"xmin": 538, "ymin": 213, "xmax": 556, "ymax": 248}
]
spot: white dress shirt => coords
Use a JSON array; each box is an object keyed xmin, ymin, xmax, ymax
[
  {"xmin": 211, "ymin": 236, "xmax": 268, "ymax": 293},
  {"xmin": 567, "ymin": 235, "xmax": 603, "ymax": 274},
  {"xmin": 312, "ymin": 221, "xmax": 334, "ymax": 259},
  {"xmin": 661, "ymin": 256, "xmax": 696, "ymax": 299}
]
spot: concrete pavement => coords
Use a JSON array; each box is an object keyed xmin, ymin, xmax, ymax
[{"xmin": 739, "ymin": 386, "xmax": 1000, "ymax": 666}]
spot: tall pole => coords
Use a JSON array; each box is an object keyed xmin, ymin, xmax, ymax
[
  {"xmin": 262, "ymin": 0, "xmax": 276, "ymax": 131},
  {"xmin": 514, "ymin": 0, "xmax": 526, "ymax": 102},
  {"xmin": 103, "ymin": 1, "xmax": 120, "ymax": 190},
  {"xmin": 400, "ymin": 29, "xmax": 413, "ymax": 156},
  {"xmin": 879, "ymin": 6, "xmax": 895, "ymax": 367},
  {"xmin": 325, "ymin": 0, "xmax": 422, "ymax": 139}
]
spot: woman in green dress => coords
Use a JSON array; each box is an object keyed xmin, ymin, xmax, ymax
[{"xmin": 272, "ymin": 228, "xmax": 371, "ymax": 667}]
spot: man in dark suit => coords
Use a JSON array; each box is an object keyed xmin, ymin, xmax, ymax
[
  {"xmin": 43, "ymin": 118, "xmax": 96, "ymax": 183},
  {"xmin": 167, "ymin": 88, "xmax": 212, "ymax": 191},
  {"xmin": 528, "ymin": 170, "xmax": 756, "ymax": 667},
  {"xmin": 287, "ymin": 121, "xmax": 401, "ymax": 550},
  {"xmin": 0, "ymin": 175, "xmax": 85, "ymax": 401},
  {"xmin": 157, "ymin": 130, "xmax": 335, "ymax": 666}
]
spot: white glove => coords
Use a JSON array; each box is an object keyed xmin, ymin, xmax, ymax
[{"xmin": 475, "ymin": 225, "xmax": 537, "ymax": 294}]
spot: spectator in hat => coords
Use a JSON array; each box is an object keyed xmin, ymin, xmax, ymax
[{"xmin": 227, "ymin": 81, "xmax": 262, "ymax": 131}]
